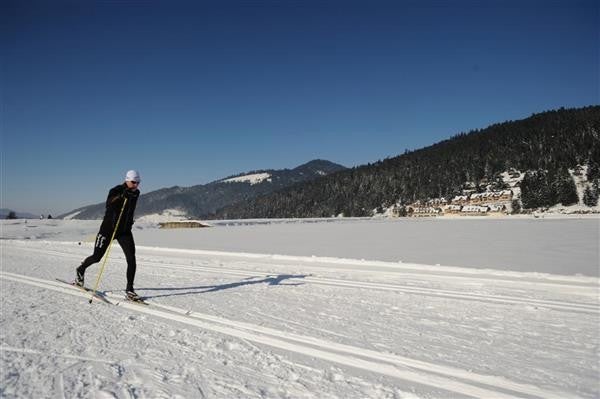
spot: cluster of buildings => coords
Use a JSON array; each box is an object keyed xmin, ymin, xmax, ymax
[{"xmin": 394, "ymin": 190, "xmax": 514, "ymax": 217}]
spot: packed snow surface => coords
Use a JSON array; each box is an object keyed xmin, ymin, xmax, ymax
[{"xmin": 1, "ymin": 217, "xmax": 599, "ymax": 398}]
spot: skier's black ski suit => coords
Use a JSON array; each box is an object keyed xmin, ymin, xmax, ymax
[{"xmin": 78, "ymin": 183, "xmax": 140, "ymax": 291}]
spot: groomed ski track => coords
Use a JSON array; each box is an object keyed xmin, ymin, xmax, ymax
[
  {"xmin": 5, "ymin": 241, "xmax": 598, "ymax": 315},
  {"xmin": 0, "ymin": 271, "xmax": 582, "ymax": 399},
  {"xmin": 2, "ymin": 240, "xmax": 598, "ymax": 398}
]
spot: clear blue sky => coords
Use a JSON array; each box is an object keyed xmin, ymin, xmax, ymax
[{"xmin": 1, "ymin": 0, "xmax": 598, "ymax": 216}]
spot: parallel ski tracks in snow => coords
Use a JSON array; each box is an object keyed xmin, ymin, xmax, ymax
[
  {"xmin": 7, "ymin": 243, "xmax": 598, "ymax": 315},
  {"xmin": 142, "ymin": 261, "xmax": 599, "ymax": 314},
  {"xmin": 0, "ymin": 271, "xmax": 579, "ymax": 399}
]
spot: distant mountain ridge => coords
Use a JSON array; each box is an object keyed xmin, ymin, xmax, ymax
[
  {"xmin": 59, "ymin": 160, "xmax": 346, "ymax": 220},
  {"xmin": 1, "ymin": 209, "xmax": 39, "ymax": 219}
]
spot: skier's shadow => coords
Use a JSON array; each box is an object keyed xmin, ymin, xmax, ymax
[{"xmin": 135, "ymin": 274, "xmax": 310, "ymax": 300}]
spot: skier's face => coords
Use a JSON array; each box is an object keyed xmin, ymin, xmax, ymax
[{"xmin": 126, "ymin": 180, "xmax": 140, "ymax": 190}]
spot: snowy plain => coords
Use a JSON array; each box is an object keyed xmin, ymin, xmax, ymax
[{"xmin": 1, "ymin": 216, "xmax": 599, "ymax": 398}]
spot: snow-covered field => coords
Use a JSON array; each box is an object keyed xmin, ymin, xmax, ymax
[{"xmin": 1, "ymin": 217, "xmax": 599, "ymax": 398}]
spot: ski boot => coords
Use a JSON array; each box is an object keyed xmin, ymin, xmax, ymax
[
  {"xmin": 75, "ymin": 267, "xmax": 85, "ymax": 287},
  {"xmin": 126, "ymin": 290, "xmax": 142, "ymax": 302}
]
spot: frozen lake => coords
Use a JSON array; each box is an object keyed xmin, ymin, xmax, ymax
[
  {"xmin": 135, "ymin": 217, "xmax": 600, "ymax": 277},
  {"xmin": 3, "ymin": 216, "xmax": 598, "ymax": 276}
]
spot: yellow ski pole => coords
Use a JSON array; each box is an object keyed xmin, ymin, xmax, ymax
[{"xmin": 89, "ymin": 197, "xmax": 128, "ymax": 304}]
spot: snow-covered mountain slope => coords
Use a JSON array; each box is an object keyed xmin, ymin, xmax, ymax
[
  {"xmin": 1, "ymin": 219, "xmax": 598, "ymax": 398},
  {"xmin": 59, "ymin": 160, "xmax": 346, "ymax": 220}
]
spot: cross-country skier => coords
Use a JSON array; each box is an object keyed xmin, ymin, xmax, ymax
[{"xmin": 75, "ymin": 170, "xmax": 142, "ymax": 301}]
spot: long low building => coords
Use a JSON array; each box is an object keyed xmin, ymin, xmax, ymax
[{"xmin": 402, "ymin": 190, "xmax": 513, "ymax": 217}]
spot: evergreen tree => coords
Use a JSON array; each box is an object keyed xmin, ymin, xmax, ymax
[
  {"xmin": 554, "ymin": 168, "xmax": 579, "ymax": 206},
  {"xmin": 583, "ymin": 184, "xmax": 599, "ymax": 207},
  {"xmin": 587, "ymin": 162, "xmax": 600, "ymax": 181},
  {"xmin": 511, "ymin": 199, "xmax": 521, "ymax": 214},
  {"xmin": 520, "ymin": 172, "xmax": 537, "ymax": 209},
  {"xmin": 587, "ymin": 144, "xmax": 600, "ymax": 180},
  {"xmin": 520, "ymin": 170, "xmax": 555, "ymax": 209},
  {"xmin": 6, "ymin": 211, "xmax": 17, "ymax": 219}
]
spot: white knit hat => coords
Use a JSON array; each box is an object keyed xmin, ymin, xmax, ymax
[{"xmin": 125, "ymin": 170, "xmax": 141, "ymax": 183}]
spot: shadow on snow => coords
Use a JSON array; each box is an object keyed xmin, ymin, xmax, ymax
[{"xmin": 117, "ymin": 274, "xmax": 310, "ymax": 300}]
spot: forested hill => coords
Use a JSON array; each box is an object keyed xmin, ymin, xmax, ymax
[
  {"xmin": 59, "ymin": 160, "xmax": 346, "ymax": 220},
  {"xmin": 211, "ymin": 106, "xmax": 600, "ymax": 219}
]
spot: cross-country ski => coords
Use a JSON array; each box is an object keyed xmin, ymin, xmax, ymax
[{"xmin": 54, "ymin": 278, "xmax": 112, "ymax": 305}]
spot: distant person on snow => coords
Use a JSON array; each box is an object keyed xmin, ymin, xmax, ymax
[{"xmin": 75, "ymin": 170, "xmax": 142, "ymax": 301}]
